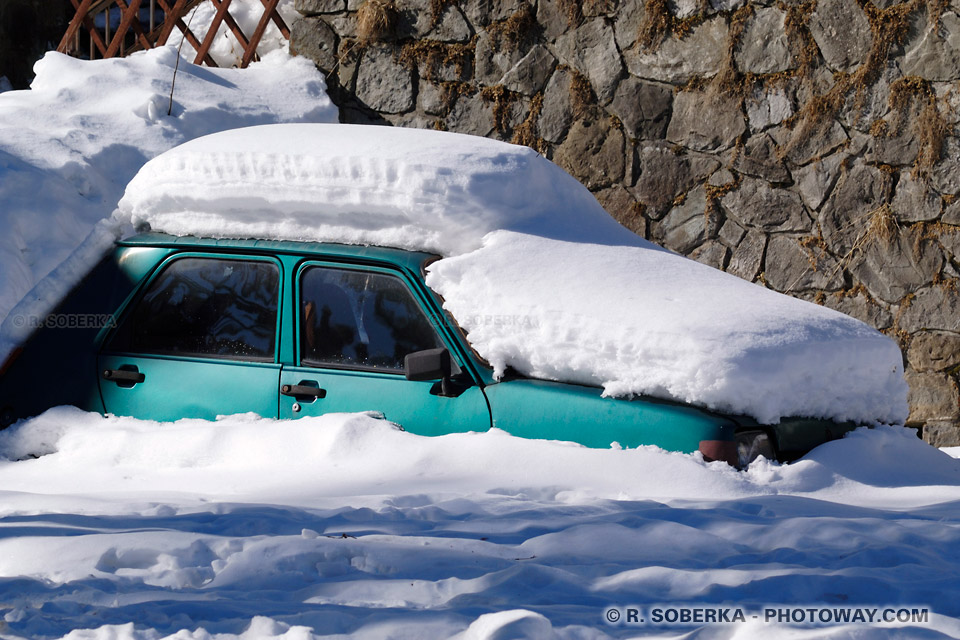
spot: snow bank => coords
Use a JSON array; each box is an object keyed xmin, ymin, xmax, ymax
[
  {"xmin": 116, "ymin": 123, "xmax": 907, "ymax": 425},
  {"xmin": 427, "ymin": 231, "xmax": 908, "ymax": 425},
  {"xmin": 117, "ymin": 123, "xmax": 628, "ymax": 255},
  {"xmin": 0, "ymin": 409, "xmax": 958, "ymax": 639},
  {"xmin": 0, "ymin": 47, "xmax": 336, "ymax": 354}
]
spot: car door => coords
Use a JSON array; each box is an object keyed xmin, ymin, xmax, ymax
[
  {"xmin": 278, "ymin": 261, "xmax": 491, "ymax": 435},
  {"xmin": 98, "ymin": 254, "xmax": 283, "ymax": 421}
]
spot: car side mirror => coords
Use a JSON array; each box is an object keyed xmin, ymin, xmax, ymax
[{"xmin": 405, "ymin": 348, "xmax": 451, "ymax": 382}]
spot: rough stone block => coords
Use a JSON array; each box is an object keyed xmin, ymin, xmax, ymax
[
  {"xmin": 553, "ymin": 18, "xmax": 624, "ymax": 103},
  {"xmin": 613, "ymin": 0, "xmax": 645, "ymax": 50},
  {"xmin": 764, "ymin": 235, "xmax": 844, "ymax": 291},
  {"xmin": 908, "ymin": 331, "xmax": 960, "ymax": 372},
  {"xmin": 746, "ymin": 85, "xmax": 794, "ymax": 132},
  {"xmin": 445, "ymin": 92, "xmax": 495, "ymax": 136},
  {"xmin": 922, "ymin": 420, "xmax": 960, "ymax": 447},
  {"xmin": 595, "ymin": 184, "xmax": 646, "ymax": 237},
  {"xmin": 691, "ymin": 240, "xmax": 730, "ymax": 271},
  {"xmin": 793, "ymin": 153, "xmax": 844, "ymax": 211},
  {"xmin": 295, "ymin": 0, "xmax": 346, "ymax": 16},
  {"xmin": 656, "ymin": 186, "xmax": 711, "ymax": 254},
  {"xmin": 631, "ymin": 143, "xmax": 720, "ymax": 214},
  {"xmin": 726, "ymin": 230, "xmax": 765, "ymax": 281},
  {"xmin": 427, "ymin": 5, "xmax": 472, "ymax": 42},
  {"xmin": 624, "ymin": 18, "xmax": 727, "ymax": 83},
  {"xmin": 783, "ymin": 119, "xmax": 848, "ymax": 166},
  {"xmin": 898, "ymin": 286, "xmax": 960, "ymax": 333},
  {"xmin": 821, "ymin": 291, "xmax": 894, "ymax": 330},
  {"xmin": 891, "ymin": 173, "xmax": 943, "ymax": 222},
  {"xmin": 538, "ymin": 68, "xmax": 574, "ymax": 143},
  {"xmin": 609, "ymin": 76, "xmax": 672, "ymax": 140},
  {"xmin": 666, "ymin": 90, "xmax": 746, "ymax": 152},
  {"xmin": 903, "ymin": 11, "xmax": 960, "ymax": 81},
  {"xmin": 720, "ymin": 178, "xmax": 810, "ymax": 232},
  {"xmin": 849, "ymin": 227, "xmax": 945, "ymax": 304},
  {"xmin": 553, "ymin": 117, "xmax": 625, "ymax": 189},
  {"xmin": 808, "ymin": 0, "xmax": 871, "ymax": 72},
  {"xmin": 736, "ymin": 8, "xmax": 793, "ymax": 74},
  {"xmin": 906, "ymin": 370, "xmax": 960, "ymax": 422},
  {"xmin": 356, "ymin": 44, "xmax": 415, "ymax": 113},
  {"xmin": 501, "ymin": 45, "xmax": 556, "ymax": 95},
  {"xmin": 733, "ymin": 134, "xmax": 791, "ymax": 183},
  {"xmin": 290, "ymin": 16, "xmax": 338, "ymax": 72},
  {"xmin": 818, "ymin": 164, "xmax": 893, "ymax": 254}
]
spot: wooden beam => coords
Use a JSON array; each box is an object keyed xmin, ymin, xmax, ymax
[
  {"xmin": 193, "ymin": 0, "xmax": 232, "ymax": 65},
  {"xmin": 240, "ymin": 0, "xmax": 280, "ymax": 68},
  {"xmin": 209, "ymin": 0, "xmax": 252, "ymax": 52},
  {"xmin": 57, "ymin": 0, "xmax": 95, "ymax": 53},
  {"xmin": 105, "ymin": 0, "xmax": 144, "ymax": 58},
  {"xmin": 260, "ymin": 0, "xmax": 289, "ymax": 38}
]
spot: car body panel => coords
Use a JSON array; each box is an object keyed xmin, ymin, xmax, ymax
[
  {"xmin": 278, "ymin": 366, "xmax": 490, "ymax": 435},
  {"xmin": 0, "ymin": 233, "xmax": 858, "ymax": 463},
  {"xmin": 483, "ymin": 378, "xmax": 736, "ymax": 451},
  {"xmin": 99, "ymin": 353, "xmax": 282, "ymax": 421}
]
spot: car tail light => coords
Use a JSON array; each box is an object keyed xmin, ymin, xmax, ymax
[{"xmin": 699, "ymin": 440, "xmax": 738, "ymax": 466}]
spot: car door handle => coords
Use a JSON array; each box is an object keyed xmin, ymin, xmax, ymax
[
  {"xmin": 281, "ymin": 384, "xmax": 326, "ymax": 398},
  {"xmin": 103, "ymin": 369, "xmax": 145, "ymax": 383}
]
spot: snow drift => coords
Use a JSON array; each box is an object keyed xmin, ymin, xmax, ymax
[
  {"xmin": 0, "ymin": 47, "xmax": 336, "ymax": 346},
  {"xmin": 113, "ymin": 124, "xmax": 908, "ymax": 426},
  {"xmin": 0, "ymin": 408, "xmax": 958, "ymax": 639}
]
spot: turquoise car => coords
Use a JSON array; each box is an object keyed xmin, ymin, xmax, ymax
[{"xmin": 0, "ymin": 233, "xmax": 857, "ymax": 467}]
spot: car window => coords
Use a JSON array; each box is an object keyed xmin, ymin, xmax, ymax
[
  {"xmin": 107, "ymin": 257, "xmax": 279, "ymax": 362},
  {"xmin": 300, "ymin": 267, "xmax": 443, "ymax": 372}
]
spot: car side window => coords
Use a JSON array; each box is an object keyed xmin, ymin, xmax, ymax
[
  {"xmin": 107, "ymin": 257, "xmax": 279, "ymax": 362},
  {"xmin": 300, "ymin": 267, "xmax": 443, "ymax": 372}
]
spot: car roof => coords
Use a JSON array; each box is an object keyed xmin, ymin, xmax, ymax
[{"xmin": 118, "ymin": 232, "xmax": 438, "ymax": 273}]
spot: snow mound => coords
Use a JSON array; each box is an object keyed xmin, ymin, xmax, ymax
[
  {"xmin": 0, "ymin": 47, "xmax": 335, "ymax": 357},
  {"xmin": 116, "ymin": 123, "xmax": 630, "ymax": 255},
  {"xmin": 1, "ymin": 409, "xmax": 958, "ymax": 638},
  {"xmin": 116, "ymin": 123, "xmax": 907, "ymax": 425},
  {"xmin": 427, "ymin": 231, "xmax": 908, "ymax": 425}
]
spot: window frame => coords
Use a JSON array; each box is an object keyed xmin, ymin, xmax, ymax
[
  {"xmin": 101, "ymin": 252, "xmax": 285, "ymax": 365},
  {"xmin": 294, "ymin": 260, "xmax": 452, "ymax": 375}
]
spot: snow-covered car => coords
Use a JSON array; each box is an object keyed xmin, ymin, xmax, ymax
[{"xmin": 0, "ymin": 124, "xmax": 909, "ymax": 468}]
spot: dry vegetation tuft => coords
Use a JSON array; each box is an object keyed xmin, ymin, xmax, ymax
[
  {"xmin": 511, "ymin": 93, "xmax": 548, "ymax": 154},
  {"xmin": 398, "ymin": 37, "xmax": 477, "ymax": 82},
  {"xmin": 865, "ymin": 203, "xmax": 899, "ymax": 246},
  {"xmin": 568, "ymin": 69, "xmax": 594, "ymax": 117},
  {"xmin": 480, "ymin": 85, "xmax": 521, "ymax": 133},
  {"xmin": 487, "ymin": 5, "xmax": 539, "ymax": 52},
  {"xmin": 356, "ymin": 0, "xmax": 398, "ymax": 44},
  {"xmin": 638, "ymin": 0, "xmax": 703, "ymax": 49}
]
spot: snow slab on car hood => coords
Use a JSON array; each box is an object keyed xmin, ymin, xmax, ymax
[{"xmin": 112, "ymin": 124, "xmax": 906, "ymax": 424}]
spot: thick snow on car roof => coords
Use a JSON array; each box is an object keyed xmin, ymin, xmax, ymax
[
  {"xmin": 118, "ymin": 123, "xmax": 629, "ymax": 255},
  {"xmin": 117, "ymin": 123, "xmax": 907, "ymax": 425}
]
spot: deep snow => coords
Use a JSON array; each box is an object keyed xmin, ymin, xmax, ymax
[{"xmin": 0, "ymin": 409, "xmax": 958, "ymax": 639}]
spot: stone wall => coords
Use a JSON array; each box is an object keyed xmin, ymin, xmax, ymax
[{"xmin": 290, "ymin": 0, "xmax": 960, "ymax": 444}]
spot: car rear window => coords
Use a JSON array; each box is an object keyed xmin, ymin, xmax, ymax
[
  {"xmin": 107, "ymin": 257, "xmax": 279, "ymax": 361},
  {"xmin": 299, "ymin": 267, "xmax": 442, "ymax": 372}
]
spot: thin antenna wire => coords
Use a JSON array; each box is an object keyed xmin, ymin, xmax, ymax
[{"xmin": 168, "ymin": 4, "xmax": 201, "ymax": 116}]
